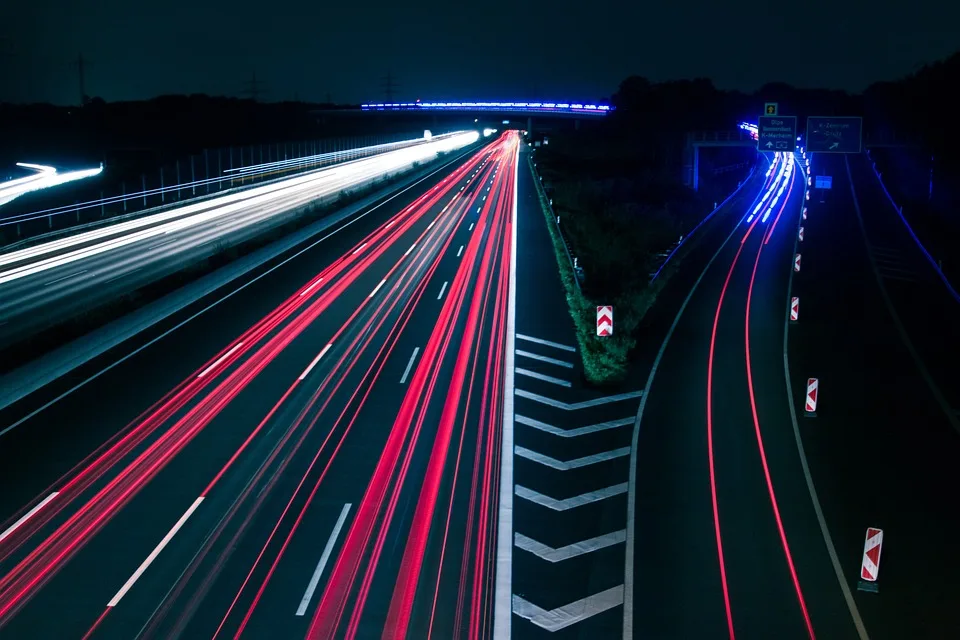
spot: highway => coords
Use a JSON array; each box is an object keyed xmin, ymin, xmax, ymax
[
  {"xmin": 0, "ymin": 131, "xmax": 519, "ymax": 639},
  {"xmin": 0, "ymin": 163, "xmax": 103, "ymax": 208},
  {"xmin": 632, "ymin": 151, "xmax": 862, "ymax": 639},
  {"xmin": 0, "ymin": 132, "xmax": 479, "ymax": 352}
]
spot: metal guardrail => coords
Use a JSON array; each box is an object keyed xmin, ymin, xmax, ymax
[{"xmin": 527, "ymin": 152, "xmax": 583, "ymax": 292}]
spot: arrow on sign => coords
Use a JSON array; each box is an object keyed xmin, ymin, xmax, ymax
[
  {"xmin": 829, "ymin": 142, "xmax": 839, "ymax": 150},
  {"xmin": 765, "ymin": 141, "xmax": 774, "ymax": 149}
]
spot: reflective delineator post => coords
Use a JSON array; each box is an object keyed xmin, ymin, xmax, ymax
[
  {"xmin": 790, "ymin": 297, "xmax": 799, "ymax": 323},
  {"xmin": 794, "ymin": 253, "xmax": 801, "ymax": 272},
  {"xmin": 798, "ymin": 226, "xmax": 804, "ymax": 242},
  {"xmin": 802, "ymin": 207, "xmax": 808, "ymax": 220},
  {"xmin": 804, "ymin": 377, "xmax": 818, "ymax": 416},
  {"xmin": 858, "ymin": 527, "xmax": 883, "ymax": 593}
]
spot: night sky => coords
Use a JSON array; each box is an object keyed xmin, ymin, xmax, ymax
[{"xmin": 2, "ymin": 0, "xmax": 959, "ymax": 105}]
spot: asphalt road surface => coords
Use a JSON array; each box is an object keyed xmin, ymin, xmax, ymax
[{"xmin": 0, "ymin": 131, "xmax": 519, "ymax": 639}]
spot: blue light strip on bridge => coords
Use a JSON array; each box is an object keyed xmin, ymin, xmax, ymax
[{"xmin": 360, "ymin": 101, "xmax": 612, "ymax": 115}]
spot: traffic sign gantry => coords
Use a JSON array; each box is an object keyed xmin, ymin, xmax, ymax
[
  {"xmin": 764, "ymin": 102, "xmax": 778, "ymax": 116},
  {"xmin": 758, "ymin": 116, "xmax": 797, "ymax": 152},
  {"xmin": 806, "ymin": 116, "xmax": 863, "ymax": 153}
]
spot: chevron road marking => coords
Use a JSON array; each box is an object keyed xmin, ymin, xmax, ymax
[
  {"xmin": 514, "ymin": 530, "xmax": 626, "ymax": 563},
  {"xmin": 515, "ymin": 414, "xmax": 633, "ymax": 437},
  {"xmin": 515, "ymin": 389, "xmax": 642, "ymax": 410},
  {"xmin": 515, "ymin": 483, "xmax": 628, "ymax": 511},
  {"xmin": 515, "ymin": 446, "xmax": 631, "ymax": 470},
  {"xmin": 513, "ymin": 585, "xmax": 624, "ymax": 632},
  {"xmin": 515, "ymin": 349, "xmax": 574, "ymax": 368},
  {"xmin": 515, "ymin": 368, "xmax": 571, "ymax": 387},
  {"xmin": 516, "ymin": 333, "xmax": 576, "ymax": 353}
]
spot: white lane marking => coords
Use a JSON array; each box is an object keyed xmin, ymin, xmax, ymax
[
  {"xmin": 493, "ymin": 141, "xmax": 518, "ymax": 639},
  {"xmin": 43, "ymin": 270, "xmax": 87, "ymax": 287},
  {"xmin": 514, "ymin": 530, "xmax": 625, "ymax": 563},
  {"xmin": 515, "ymin": 349, "xmax": 573, "ymax": 368},
  {"xmin": 427, "ymin": 219, "xmax": 437, "ymax": 230},
  {"xmin": 515, "ymin": 389, "xmax": 641, "ymax": 410},
  {"xmin": 197, "ymin": 342, "xmax": 245, "ymax": 378},
  {"xmin": 400, "ymin": 347, "xmax": 420, "ymax": 384},
  {"xmin": 457, "ymin": 245, "xmax": 463, "ymax": 257},
  {"xmin": 385, "ymin": 220, "xmax": 395, "ymax": 229},
  {"xmin": 107, "ymin": 497, "xmax": 204, "ymax": 607},
  {"xmin": 513, "ymin": 586, "xmax": 624, "ymax": 632},
  {"xmin": 0, "ymin": 492, "xmax": 59, "ymax": 543},
  {"xmin": 468, "ymin": 223, "xmax": 474, "ymax": 231},
  {"xmin": 404, "ymin": 242, "xmax": 417, "ymax": 256},
  {"xmin": 483, "ymin": 195, "xmax": 487, "ymax": 201},
  {"xmin": 350, "ymin": 242, "xmax": 367, "ymax": 255},
  {"xmin": 437, "ymin": 281, "xmax": 448, "ymax": 300},
  {"xmin": 296, "ymin": 503, "xmax": 352, "ymax": 616},
  {"xmin": 514, "ymin": 368, "xmax": 571, "ymax": 388},
  {"xmin": 298, "ymin": 344, "xmax": 332, "ymax": 381},
  {"xmin": 516, "ymin": 333, "xmax": 576, "ymax": 353},
  {"xmin": 368, "ymin": 279, "xmax": 386, "ymax": 298},
  {"xmin": 516, "ymin": 414, "xmax": 633, "ymax": 437},
  {"xmin": 515, "ymin": 483, "xmax": 627, "ymax": 511},
  {"xmin": 477, "ymin": 207, "xmax": 481, "ymax": 213},
  {"xmin": 621, "ymin": 155, "xmax": 775, "ymax": 639},
  {"xmin": 299, "ymin": 277, "xmax": 323, "ymax": 297},
  {"xmin": 0, "ymin": 150, "xmax": 473, "ymax": 438},
  {"xmin": 515, "ymin": 446, "xmax": 630, "ymax": 470}
]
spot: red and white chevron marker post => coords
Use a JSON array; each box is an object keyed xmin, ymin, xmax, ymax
[
  {"xmin": 802, "ymin": 207, "xmax": 808, "ymax": 220},
  {"xmin": 798, "ymin": 226, "xmax": 804, "ymax": 242},
  {"xmin": 790, "ymin": 297, "xmax": 799, "ymax": 322},
  {"xmin": 794, "ymin": 253, "xmax": 802, "ymax": 272},
  {"xmin": 597, "ymin": 305, "xmax": 613, "ymax": 337},
  {"xmin": 804, "ymin": 377, "xmax": 818, "ymax": 417},
  {"xmin": 858, "ymin": 527, "xmax": 884, "ymax": 593}
]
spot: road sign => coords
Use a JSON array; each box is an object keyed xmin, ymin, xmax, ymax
[
  {"xmin": 758, "ymin": 116, "xmax": 797, "ymax": 152},
  {"xmin": 860, "ymin": 527, "xmax": 884, "ymax": 582},
  {"xmin": 798, "ymin": 226, "xmax": 804, "ymax": 242},
  {"xmin": 802, "ymin": 207, "xmax": 807, "ymax": 220},
  {"xmin": 794, "ymin": 253, "xmax": 801, "ymax": 272},
  {"xmin": 764, "ymin": 102, "xmax": 778, "ymax": 116},
  {"xmin": 790, "ymin": 297, "xmax": 799, "ymax": 322},
  {"xmin": 806, "ymin": 116, "xmax": 863, "ymax": 153},
  {"xmin": 597, "ymin": 306, "xmax": 613, "ymax": 336},
  {"xmin": 815, "ymin": 175, "xmax": 833, "ymax": 189},
  {"xmin": 804, "ymin": 377, "xmax": 818, "ymax": 416}
]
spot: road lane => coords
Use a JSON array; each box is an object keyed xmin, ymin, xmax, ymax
[{"xmin": 0, "ymin": 133, "xmax": 518, "ymax": 639}]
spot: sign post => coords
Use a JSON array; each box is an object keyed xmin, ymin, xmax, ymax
[
  {"xmin": 806, "ymin": 116, "xmax": 863, "ymax": 153},
  {"xmin": 758, "ymin": 116, "xmax": 797, "ymax": 152}
]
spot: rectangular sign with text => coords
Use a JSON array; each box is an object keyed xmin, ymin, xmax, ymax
[
  {"xmin": 806, "ymin": 116, "xmax": 863, "ymax": 153},
  {"xmin": 758, "ymin": 116, "xmax": 797, "ymax": 152}
]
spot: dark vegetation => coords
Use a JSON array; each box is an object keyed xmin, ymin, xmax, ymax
[{"xmin": 535, "ymin": 53, "xmax": 960, "ymax": 382}]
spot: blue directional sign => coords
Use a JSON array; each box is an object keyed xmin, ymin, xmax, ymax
[
  {"xmin": 758, "ymin": 116, "xmax": 797, "ymax": 152},
  {"xmin": 815, "ymin": 175, "xmax": 833, "ymax": 189},
  {"xmin": 806, "ymin": 116, "xmax": 863, "ymax": 153}
]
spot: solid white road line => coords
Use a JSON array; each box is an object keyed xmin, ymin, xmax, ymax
[
  {"xmin": 515, "ymin": 530, "xmax": 625, "ymax": 563},
  {"xmin": 197, "ymin": 342, "xmax": 244, "ymax": 378},
  {"xmin": 515, "ymin": 414, "xmax": 633, "ymax": 437},
  {"xmin": 493, "ymin": 141, "xmax": 518, "ymax": 639},
  {"xmin": 350, "ymin": 242, "xmax": 367, "ymax": 255},
  {"xmin": 513, "ymin": 585, "xmax": 624, "ymax": 632},
  {"xmin": 515, "ymin": 389, "xmax": 641, "ymax": 410},
  {"xmin": 514, "ymin": 368, "xmax": 571, "ymax": 388},
  {"xmin": 299, "ymin": 277, "xmax": 323, "ymax": 297},
  {"xmin": 400, "ymin": 347, "xmax": 420, "ymax": 384},
  {"xmin": 515, "ymin": 483, "xmax": 627, "ymax": 511},
  {"xmin": 437, "ymin": 281, "xmax": 448, "ymax": 300},
  {"xmin": 0, "ymin": 492, "xmax": 59, "ymax": 543},
  {"xmin": 296, "ymin": 503, "xmax": 352, "ymax": 616},
  {"xmin": 515, "ymin": 446, "xmax": 630, "ymax": 470},
  {"xmin": 516, "ymin": 333, "xmax": 576, "ymax": 353},
  {"xmin": 107, "ymin": 497, "xmax": 204, "ymax": 607},
  {"xmin": 515, "ymin": 349, "xmax": 574, "ymax": 368},
  {"xmin": 457, "ymin": 245, "xmax": 464, "ymax": 257},
  {"xmin": 298, "ymin": 344, "xmax": 332, "ymax": 381},
  {"xmin": 368, "ymin": 279, "xmax": 386, "ymax": 298}
]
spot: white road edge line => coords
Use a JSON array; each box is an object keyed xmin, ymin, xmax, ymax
[
  {"xmin": 197, "ymin": 342, "xmax": 244, "ymax": 378},
  {"xmin": 0, "ymin": 492, "xmax": 59, "ymax": 543},
  {"xmin": 515, "ymin": 530, "xmax": 625, "ymax": 563},
  {"xmin": 515, "ymin": 333, "xmax": 576, "ymax": 353},
  {"xmin": 299, "ymin": 344, "xmax": 333, "ymax": 381},
  {"xmin": 515, "ymin": 349, "xmax": 574, "ymax": 368},
  {"xmin": 493, "ymin": 139, "xmax": 518, "ymax": 639},
  {"xmin": 622, "ymin": 155, "xmax": 772, "ymax": 639},
  {"xmin": 295, "ymin": 503, "xmax": 352, "ymax": 616},
  {"xmin": 107, "ymin": 496, "xmax": 204, "ymax": 607},
  {"xmin": 400, "ymin": 347, "xmax": 420, "ymax": 384},
  {"xmin": 514, "ymin": 368, "xmax": 571, "ymax": 387},
  {"xmin": 0, "ymin": 152, "xmax": 472, "ymax": 437},
  {"xmin": 437, "ymin": 281, "xmax": 448, "ymax": 300},
  {"xmin": 368, "ymin": 279, "xmax": 386, "ymax": 298}
]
